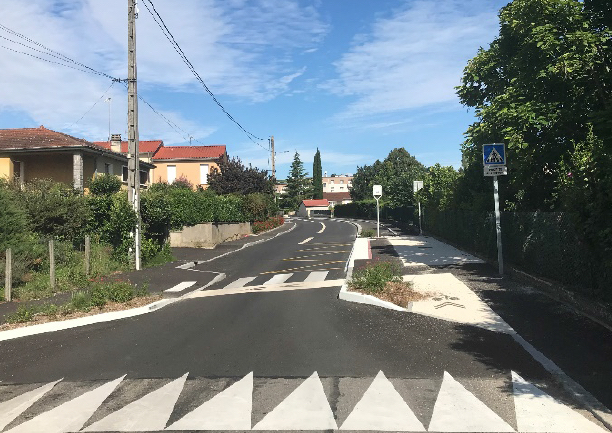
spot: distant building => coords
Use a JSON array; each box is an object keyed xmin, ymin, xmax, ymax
[
  {"xmin": 323, "ymin": 191, "xmax": 352, "ymax": 208},
  {"xmin": 297, "ymin": 199, "xmax": 330, "ymax": 217},
  {"xmin": 275, "ymin": 180, "xmax": 287, "ymax": 194},
  {"xmin": 322, "ymin": 172, "xmax": 353, "ymax": 193}
]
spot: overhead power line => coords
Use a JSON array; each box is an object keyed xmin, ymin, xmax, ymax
[
  {"xmin": 140, "ymin": 0, "xmax": 269, "ymax": 152},
  {"xmin": 0, "ymin": 23, "xmax": 124, "ymax": 82},
  {"xmin": 68, "ymin": 81, "xmax": 116, "ymax": 129}
]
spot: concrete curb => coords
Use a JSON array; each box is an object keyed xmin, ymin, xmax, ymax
[{"xmin": 0, "ymin": 298, "xmax": 177, "ymax": 342}]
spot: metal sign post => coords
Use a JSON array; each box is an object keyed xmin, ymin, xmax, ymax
[
  {"xmin": 373, "ymin": 184, "xmax": 382, "ymax": 237},
  {"xmin": 483, "ymin": 143, "xmax": 507, "ymax": 275},
  {"xmin": 413, "ymin": 180, "xmax": 424, "ymax": 235}
]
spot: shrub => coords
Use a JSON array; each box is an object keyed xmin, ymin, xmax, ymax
[
  {"xmin": 252, "ymin": 216, "xmax": 284, "ymax": 234},
  {"xmin": 172, "ymin": 175, "xmax": 193, "ymax": 190},
  {"xmin": 360, "ymin": 229, "xmax": 375, "ymax": 238},
  {"xmin": 6, "ymin": 305, "xmax": 35, "ymax": 323},
  {"xmin": 349, "ymin": 261, "xmax": 402, "ymax": 294},
  {"xmin": 89, "ymin": 174, "xmax": 122, "ymax": 195}
]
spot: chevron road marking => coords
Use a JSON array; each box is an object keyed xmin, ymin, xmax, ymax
[
  {"xmin": 0, "ymin": 379, "xmax": 61, "ymax": 431},
  {"xmin": 298, "ymin": 237, "xmax": 313, "ymax": 244},
  {"xmin": 187, "ymin": 279, "xmax": 345, "ymax": 298}
]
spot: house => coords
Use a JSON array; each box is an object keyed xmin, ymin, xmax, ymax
[
  {"xmin": 323, "ymin": 191, "xmax": 352, "ymax": 208},
  {"xmin": 151, "ymin": 145, "xmax": 227, "ymax": 189},
  {"xmin": 322, "ymin": 172, "xmax": 353, "ymax": 193},
  {"xmin": 297, "ymin": 199, "xmax": 330, "ymax": 218},
  {"xmin": 0, "ymin": 126, "xmax": 154, "ymax": 190},
  {"xmin": 95, "ymin": 134, "xmax": 227, "ymax": 189},
  {"xmin": 275, "ymin": 180, "xmax": 287, "ymax": 195}
]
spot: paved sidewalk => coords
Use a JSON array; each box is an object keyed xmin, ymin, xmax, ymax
[{"xmin": 377, "ymin": 234, "xmax": 612, "ymax": 425}]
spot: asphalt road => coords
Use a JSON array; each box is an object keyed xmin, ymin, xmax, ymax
[{"xmin": 0, "ymin": 218, "xmax": 609, "ymax": 432}]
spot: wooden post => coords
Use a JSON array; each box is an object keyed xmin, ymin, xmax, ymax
[
  {"xmin": 49, "ymin": 239, "xmax": 55, "ymax": 290},
  {"xmin": 4, "ymin": 248, "xmax": 11, "ymax": 302},
  {"xmin": 84, "ymin": 235, "xmax": 91, "ymax": 276}
]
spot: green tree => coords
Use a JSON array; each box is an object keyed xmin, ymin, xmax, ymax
[
  {"xmin": 457, "ymin": 0, "xmax": 612, "ymax": 211},
  {"xmin": 419, "ymin": 164, "xmax": 461, "ymax": 211},
  {"xmin": 312, "ymin": 149, "xmax": 323, "ymax": 199},
  {"xmin": 285, "ymin": 152, "xmax": 311, "ymax": 209},
  {"xmin": 350, "ymin": 161, "xmax": 384, "ymax": 201},
  {"xmin": 208, "ymin": 156, "xmax": 273, "ymax": 195},
  {"xmin": 380, "ymin": 148, "xmax": 427, "ymax": 207}
]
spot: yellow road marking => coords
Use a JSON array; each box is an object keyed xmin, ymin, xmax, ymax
[
  {"xmin": 298, "ymin": 247, "xmax": 350, "ymax": 252},
  {"xmin": 285, "ymin": 251, "xmax": 349, "ymax": 260}
]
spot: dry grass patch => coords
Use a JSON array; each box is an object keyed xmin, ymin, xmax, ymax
[
  {"xmin": 352, "ymin": 281, "xmax": 431, "ymax": 308},
  {"xmin": 0, "ymin": 294, "xmax": 162, "ymax": 332}
]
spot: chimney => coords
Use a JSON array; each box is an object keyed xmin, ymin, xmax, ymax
[
  {"xmin": 324, "ymin": 171, "xmax": 327, "ymax": 177},
  {"xmin": 110, "ymin": 134, "xmax": 122, "ymax": 153}
]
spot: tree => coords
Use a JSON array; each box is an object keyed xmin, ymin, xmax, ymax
[
  {"xmin": 285, "ymin": 152, "xmax": 311, "ymax": 209},
  {"xmin": 208, "ymin": 156, "xmax": 273, "ymax": 195},
  {"xmin": 456, "ymin": 0, "xmax": 612, "ymax": 211},
  {"xmin": 312, "ymin": 149, "xmax": 323, "ymax": 199},
  {"xmin": 419, "ymin": 164, "xmax": 461, "ymax": 211},
  {"xmin": 380, "ymin": 148, "xmax": 427, "ymax": 207}
]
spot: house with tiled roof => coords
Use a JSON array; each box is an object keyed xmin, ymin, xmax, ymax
[
  {"xmin": 0, "ymin": 126, "xmax": 154, "ymax": 191},
  {"xmin": 151, "ymin": 145, "xmax": 227, "ymax": 189},
  {"xmin": 323, "ymin": 191, "xmax": 352, "ymax": 207},
  {"xmin": 94, "ymin": 134, "xmax": 227, "ymax": 189},
  {"xmin": 297, "ymin": 199, "xmax": 331, "ymax": 218}
]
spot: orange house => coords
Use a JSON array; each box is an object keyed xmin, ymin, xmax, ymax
[{"xmin": 151, "ymin": 145, "xmax": 227, "ymax": 189}]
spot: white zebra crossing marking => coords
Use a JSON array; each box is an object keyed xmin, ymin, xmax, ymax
[
  {"xmin": 252, "ymin": 372, "xmax": 337, "ymax": 430},
  {"xmin": 298, "ymin": 237, "xmax": 313, "ymax": 244},
  {"xmin": 512, "ymin": 371, "xmax": 608, "ymax": 433},
  {"xmin": 264, "ymin": 273, "xmax": 293, "ymax": 285},
  {"xmin": 427, "ymin": 371, "xmax": 514, "ymax": 432},
  {"xmin": 84, "ymin": 373, "xmax": 187, "ymax": 431},
  {"xmin": 0, "ymin": 379, "xmax": 61, "ymax": 431},
  {"xmin": 223, "ymin": 277, "xmax": 257, "ymax": 289},
  {"xmin": 168, "ymin": 372, "xmax": 253, "ymax": 430},
  {"xmin": 304, "ymin": 271, "xmax": 328, "ymax": 282},
  {"xmin": 340, "ymin": 371, "xmax": 425, "ymax": 431},
  {"xmin": 5, "ymin": 375, "xmax": 125, "ymax": 433},
  {"xmin": 164, "ymin": 281, "xmax": 197, "ymax": 293}
]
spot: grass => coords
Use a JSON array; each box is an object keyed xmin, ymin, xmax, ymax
[
  {"xmin": 4, "ymin": 280, "xmax": 151, "ymax": 324},
  {"xmin": 348, "ymin": 260, "xmax": 428, "ymax": 308},
  {"xmin": 359, "ymin": 229, "xmax": 375, "ymax": 238}
]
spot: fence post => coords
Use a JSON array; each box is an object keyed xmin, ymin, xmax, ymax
[
  {"xmin": 49, "ymin": 239, "xmax": 55, "ymax": 290},
  {"xmin": 4, "ymin": 248, "xmax": 11, "ymax": 302},
  {"xmin": 84, "ymin": 235, "xmax": 91, "ymax": 276}
]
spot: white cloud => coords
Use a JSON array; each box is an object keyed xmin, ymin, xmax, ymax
[
  {"xmin": 324, "ymin": 0, "xmax": 503, "ymax": 119},
  {"xmin": 0, "ymin": 0, "xmax": 327, "ymax": 139}
]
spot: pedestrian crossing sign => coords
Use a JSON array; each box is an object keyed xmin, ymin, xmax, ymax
[{"xmin": 483, "ymin": 144, "xmax": 506, "ymax": 165}]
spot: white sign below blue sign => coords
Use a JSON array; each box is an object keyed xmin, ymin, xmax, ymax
[{"xmin": 483, "ymin": 144, "xmax": 506, "ymax": 165}]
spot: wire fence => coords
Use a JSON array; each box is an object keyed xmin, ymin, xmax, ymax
[{"xmin": 423, "ymin": 209, "xmax": 612, "ymax": 301}]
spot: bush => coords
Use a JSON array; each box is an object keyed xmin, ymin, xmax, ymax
[
  {"xmin": 334, "ymin": 200, "xmax": 415, "ymax": 223},
  {"xmin": 89, "ymin": 174, "xmax": 122, "ymax": 195},
  {"xmin": 360, "ymin": 229, "xmax": 375, "ymax": 238},
  {"xmin": 349, "ymin": 261, "xmax": 402, "ymax": 294},
  {"xmin": 252, "ymin": 216, "xmax": 284, "ymax": 234}
]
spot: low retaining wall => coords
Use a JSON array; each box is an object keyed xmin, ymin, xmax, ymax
[{"xmin": 170, "ymin": 222, "xmax": 251, "ymax": 249}]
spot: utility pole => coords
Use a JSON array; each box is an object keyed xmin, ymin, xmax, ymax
[
  {"xmin": 128, "ymin": 0, "xmax": 141, "ymax": 270},
  {"xmin": 270, "ymin": 135, "xmax": 275, "ymax": 180}
]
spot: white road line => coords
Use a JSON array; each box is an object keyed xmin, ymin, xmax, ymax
[
  {"xmin": 264, "ymin": 273, "xmax": 293, "ymax": 285},
  {"xmin": 299, "ymin": 237, "xmax": 314, "ymax": 244},
  {"xmin": 317, "ymin": 222, "xmax": 326, "ymax": 234},
  {"xmin": 223, "ymin": 277, "xmax": 257, "ymax": 289},
  {"xmin": 0, "ymin": 379, "xmax": 62, "ymax": 431},
  {"xmin": 164, "ymin": 281, "xmax": 197, "ymax": 293},
  {"xmin": 188, "ymin": 279, "xmax": 344, "ymax": 298},
  {"xmin": 304, "ymin": 271, "xmax": 328, "ymax": 282}
]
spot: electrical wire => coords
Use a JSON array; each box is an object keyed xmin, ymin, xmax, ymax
[
  {"xmin": 0, "ymin": 23, "xmax": 123, "ymax": 82},
  {"xmin": 67, "ymin": 81, "xmax": 116, "ymax": 129},
  {"xmin": 140, "ymin": 0, "xmax": 269, "ymax": 152}
]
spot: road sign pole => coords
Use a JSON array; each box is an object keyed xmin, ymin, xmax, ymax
[
  {"xmin": 418, "ymin": 201, "xmax": 422, "ymax": 236},
  {"xmin": 376, "ymin": 197, "xmax": 380, "ymax": 238},
  {"xmin": 493, "ymin": 175, "xmax": 503, "ymax": 275}
]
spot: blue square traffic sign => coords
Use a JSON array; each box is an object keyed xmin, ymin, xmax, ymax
[{"xmin": 483, "ymin": 143, "xmax": 506, "ymax": 165}]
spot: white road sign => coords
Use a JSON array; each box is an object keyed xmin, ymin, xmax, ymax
[
  {"xmin": 373, "ymin": 185, "xmax": 382, "ymax": 197},
  {"xmin": 413, "ymin": 181, "xmax": 424, "ymax": 192},
  {"xmin": 484, "ymin": 165, "xmax": 508, "ymax": 177}
]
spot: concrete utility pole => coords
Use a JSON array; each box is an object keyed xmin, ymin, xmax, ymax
[
  {"xmin": 270, "ymin": 135, "xmax": 275, "ymax": 180},
  {"xmin": 128, "ymin": 0, "xmax": 141, "ymax": 270}
]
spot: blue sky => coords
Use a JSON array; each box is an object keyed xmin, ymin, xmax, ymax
[{"xmin": 0, "ymin": 0, "xmax": 509, "ymax": 179}]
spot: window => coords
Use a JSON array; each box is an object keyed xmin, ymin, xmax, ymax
[
  {"xmin": 104, "ymin": 163, "xmax": 112, "ymax": 175},
  {"xmin": 140, "ymin": 170, "xmax": 148, "ymax": 185},
  {"xmin": 122, "ymin": 166, "xmax": 128, "ymax": 182},
  {"xmin": 340, "ymin": 186, "xmax": 344, "ymax": 190},
  {"xmin": 200, "ymin": 164, "xmax": 209, "ymax": 185},
  {"xmin": 330, "ymin": 180, "xmax": 334, "ymax": 184},
  {"xmin": 323, "ymin": 183, "xmax": 326, "ymax": 187},
  {"xmin": 167, "ymin": 165, "xmax": 176, "ymax": 184},
  {"xmin": 340, "ymin": 180, "xmax": 344, "ymax": 184},
  {"xmin": 331, "ymin": 186, "xmax": 334, "ymax": 192}
]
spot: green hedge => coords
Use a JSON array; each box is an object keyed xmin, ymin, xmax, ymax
[{"xmin": 334, "ymin": 200, "xmax": 415, "ymax": 223}]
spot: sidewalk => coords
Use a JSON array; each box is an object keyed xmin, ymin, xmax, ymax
[{"xmin": 372, "ymin": 234, "xmax": 612, "ymax": 425}]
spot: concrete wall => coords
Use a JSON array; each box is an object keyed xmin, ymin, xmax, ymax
[
  {"xmin": 152, "ymin": 160, "xmax": 221, "ymax": 190},
  {"xmin": 169, "ymin": 222, "xmax": 251, "ymax": 249}
]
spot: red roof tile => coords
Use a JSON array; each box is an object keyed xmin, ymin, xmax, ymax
[
  {"xmin": 152, "ymin": 145, "xmax": 226, "ymax": 160},
  {"xmin": 0, "ymin": 126, "xmax": 109, "ymax": 152},
  {"xmin": 302, "ymin": 199, "xmax": 330, "ymax": 207},
  {"xmin": 94, "ymin": 140, "xmax": 163, "ymax": 154},
  {"xmin": 323, "ymin": 192, "xmax": 352, "ymax": 201}
]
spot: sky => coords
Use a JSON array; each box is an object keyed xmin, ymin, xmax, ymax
[{"xmin": 0, "ymin": 0, "xmax": 510, "ymax": 179}]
